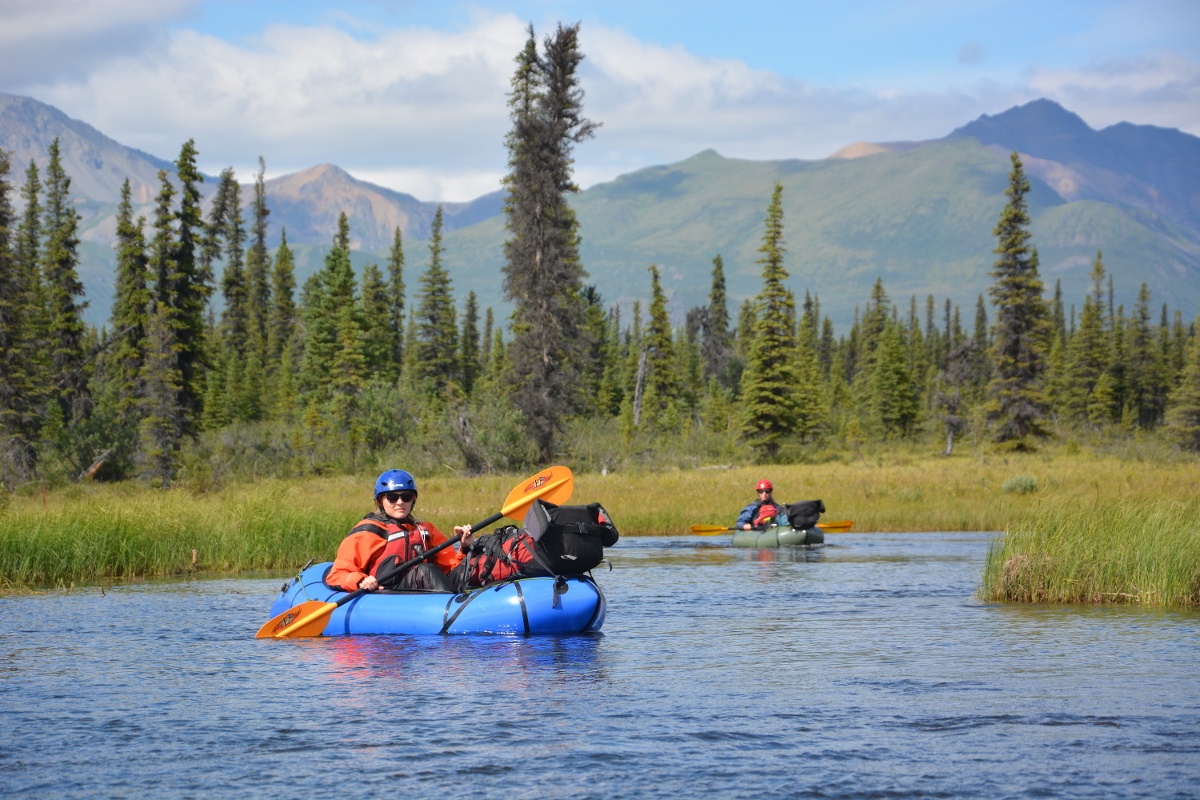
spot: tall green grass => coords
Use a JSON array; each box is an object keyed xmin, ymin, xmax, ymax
[
  {"xmin": 0, "ymin": 471, "xmax": 566, "ymax": 590},
  {"xmin": 980, "ymin": 493, "xmax": 1200, "ymax": 607},
  {"xmin": 3, "ymin": 449, "xmax": 1198, "ymax": 601},
  {"xmin": 0, "ymin": 482, "xmax": 357, "ymax": 588}
]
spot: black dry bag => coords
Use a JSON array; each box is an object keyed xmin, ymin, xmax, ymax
[
  {"xmin": 787, "ymin": 500, "xmax": 825, "ymax": 529},
  {"xmin": 520, "ymin": 499, "xmax": 619, "ymax": 577}
]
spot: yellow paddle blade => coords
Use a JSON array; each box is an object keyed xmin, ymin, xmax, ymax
[
  {"xmin": 255, "ymin": 600, "xmax": 335, "ymax": 639},
  {"xmin": 690, "ymin": 524, "xmax": 733, "ymax": 535},
  {"xmin": 501, "ymin": 465, "xmax": 573, "ymax": 519},
  {"xmin": 817, "ymin": 519, "xmax": 853, "ymax": 532}
]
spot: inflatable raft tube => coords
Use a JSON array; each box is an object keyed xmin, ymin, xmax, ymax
[
  {"xmin": 731, "ymin": 526, "xmax": 825, "ymax": 548},
  {"xmin": 269, "ymin": 562, "xmax": 606, "ymax": 636}
]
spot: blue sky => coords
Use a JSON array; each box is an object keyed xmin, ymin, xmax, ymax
[{"xmin": 3, "ymin": 0, "xmax": 1197, "ymax": 200}]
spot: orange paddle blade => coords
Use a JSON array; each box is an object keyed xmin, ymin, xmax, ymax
[
  {"xmin": 817, "ymin": 519, "xmax": 853, "ymax": 532},
  {"xmin": 690, "ymin": 524, "xmax": 733, "ymax": 535},
  {"xmin": 501, "ymin": 465, "xmax": 573, "ymax": 519},
  {"xmin": 255, "ymin": 600, "xmax": 334, "ymax": 639}
]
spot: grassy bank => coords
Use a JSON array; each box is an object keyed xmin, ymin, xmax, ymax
[
  {"xmin": 0, "ymin": 472, "xmax": 558, "ymax": 590},
  {"xmin": 980, "ymin": 494, "xmax": 1200, "ymax": 607},
  {"xmin": 2, "ymin": 449, "xmax": 1198, "ymax": 603}
]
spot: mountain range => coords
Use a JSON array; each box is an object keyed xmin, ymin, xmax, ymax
[{"xmin": 2, "ymin": 92, "xmax": 1197, "ymax": 330}]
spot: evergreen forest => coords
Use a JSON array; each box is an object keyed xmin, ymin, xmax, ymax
[{"xmin": 2, "ymin": 25, "xmax": 1199, "ymax": 494}]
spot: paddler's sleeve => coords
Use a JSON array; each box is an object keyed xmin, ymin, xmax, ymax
[{"xmin": 327, "ymin": 530, "xmax": 385, "ymax": 591}]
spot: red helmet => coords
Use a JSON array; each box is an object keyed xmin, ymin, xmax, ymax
[{"xmin": 756, "ymin": 479, "xmax": 773, "ymax": 491}]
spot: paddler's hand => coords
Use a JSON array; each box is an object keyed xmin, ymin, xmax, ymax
[
  {"xmin": 742, "ymin": 523, "xmax": 751, "ymax": 530},
  {"xmin": 454, "ymin": 525, "xmax": 475, "ymax": 549},
  {"xmin": 358, "ymin": 575, "xmax": 379, "ymax": 591}
]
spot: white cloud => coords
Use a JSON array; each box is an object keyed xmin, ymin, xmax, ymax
[
  {"xmin": 1027, "ymin": 53, "xmax": 1200, "ymax": 132},
  {"xmin": 8, "ymin": 8, "xmax": 1198, "ymax": 201},
  {"xmin": 0, "ymin": 0, "xmax": 196, "ymax": 85},
  {"xmin": 24, "ymin": 12, "xmax": 525, "ymax": 195}
]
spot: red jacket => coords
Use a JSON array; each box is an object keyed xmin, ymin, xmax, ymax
[{"xmin": 327, "ymin": 512, "xmax": 463, "ymax": 591}]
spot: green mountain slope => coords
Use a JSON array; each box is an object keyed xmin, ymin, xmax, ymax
[{"xmin": 441, "ymin": 138, "xmax": 1199, "ymax": 328}]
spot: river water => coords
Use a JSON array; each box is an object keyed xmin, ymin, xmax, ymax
[{"xmin": 1, "ymin": 532, "xmax": 1197, "ymax": 799}]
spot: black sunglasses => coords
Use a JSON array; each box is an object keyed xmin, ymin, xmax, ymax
[{"xmin": 382, "ymin": 491, "xmax": 416, "ymax": 504}]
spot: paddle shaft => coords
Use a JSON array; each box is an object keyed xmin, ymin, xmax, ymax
[{"xmin": 329, "ymin": 510, "xmax": 502, "ymax": 610}]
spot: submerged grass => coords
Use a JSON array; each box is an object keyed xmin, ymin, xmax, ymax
[
  {"xmin": 980, "ymin": 493, "xmax": 1200, "ymax": 608},
  {"xmin": 2, "ymin": 447, "xmax": 1198, "ymax": 605}
]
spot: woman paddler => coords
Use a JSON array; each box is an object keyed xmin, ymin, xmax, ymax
[{"xmin": 326, "ymin": 469, "xmax": 476, "ymax": 592}]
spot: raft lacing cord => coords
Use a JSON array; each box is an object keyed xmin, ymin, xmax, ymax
[
  {"xmin": 440, "ymin": 585, "xmax": 488, "ymax": 633},
  {"xmin": 283, "ymin": 557, "xmax": 317, "ymax": 599}
]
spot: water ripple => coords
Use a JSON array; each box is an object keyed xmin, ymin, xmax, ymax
[{"xmin": 1, "ymin": 532, "xmax": 1197, "ymax": 799}]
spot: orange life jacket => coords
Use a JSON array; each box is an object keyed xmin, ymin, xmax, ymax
[{"xmin": 346, "ymin": 517, "xmax": 431, "ymax": 587}]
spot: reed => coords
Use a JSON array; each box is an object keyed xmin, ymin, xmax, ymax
[
  {"xmin": 2, "ymin": 448, "xmax": 1197, "ymax": 597},
  {"xmin": 569, "ymin": 450, "xmax": 1200, "ymax": 537},
  {"xmin": 980, "ymin": 493, "xmax": 1200, "ymax": 607},
  {"xmin": 0, "ymin": 472, "xmax": 577, "ymax": 590}
]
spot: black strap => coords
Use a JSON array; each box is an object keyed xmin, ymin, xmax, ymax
[
  {"xmin": 350, "ymin": 521, "xmax": 389, "ymax": 538},
  {"xmin": 441, "ymin": 585, "xmax": 488, "ymax": 633}
]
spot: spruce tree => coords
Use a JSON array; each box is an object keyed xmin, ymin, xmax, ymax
[
  {"xmin": 971, "ymin": 294, "xmax": 991, "ymax": 395},
  {"xmin": 358, "ymin": 262, "xmax": 393, "ymax": 378},
  {"xmin": 386, "ymin": 226, "xmax": 406, "ymax": 369},
  {"xmin": 818, "ymin": 317, "xmax": 836, "ymax": 381},
  {"xmin": 1051, "ymin": 280, "xmax": 1067, "ymax": 345},
  {"xmin": 109, "ymin": 179, "xmax": 151, "ymax": 417},
  {"xmin": 300, "ymin": 213, "xmax": 357, "ymax": 400},
  {"xmin": 578, "ymin": 286, "xmax": 610, "ymax": 415},
  {"xmin": 792, "ymin": 303, "xmax": 826, "ymax": 440},
  {"xmin": 15, "ymin": 160, "xmax": 48, "ymax": 378},
  {"xmin": 327, "ymin": 303, "xmax": 369, "ymax": 435},
  {"xmin": 735, "ymin": 298, "xmax": 756, "ymax": 361},
  {"xmin": 985, "ymin": 153, "xmax": 1051, "ymax": 447},
  {"xmin": 933, "ymin": 339, "xmax": 978, "ymax": 455},
  {"xmin": 1061, "ymin": 252, "xmax": 1110, "ymax": 425},
  {"xmin": 1164, "ymin": 319, "xmax": 1200, "ymax": 450},
  {"xmin": 596, "ymin": 307, "xmax": 624, "ymax": 417},
  {"xmin": 201, "ymin": 351, "xmax": 230, "ymax": 431},
  {"xmin": 860, "ymin": 278, "xmax": 890, "ymax": 362},
  {"xmin": 1, "ymin": 155, "xmax": 55, "ymax": 480},
  {"xmin": 0, "ymin": 150, "xmax": 41, "ymax": 481},
  {"xmin": 138, "ymin": 302, "xmax": 184, "ymax": 486},
  {"xmin": 481, "ymin": 306, "xmax": 494, "ymax": 369},
  {"xmin": 640, "ymin": 265, "xmax": 679, "ymax": 427},
  {"xmin": 739, "ymin": 182, "xmax": 802, "ymax": 459},
  {"xmin": 1124, "ymin": 284, "xmax": 1164, "ymax": 428},
  {"xmin": 873, "ymin": 320, "xmax": 919, "ymax": 437},
  {"xmin": 266, "ymin": 227, "xmax": 296, "ymax": 370},
  {"xmin": 924, "ymin": 294, "xmax": 941, "ymax": 369},
  {"xmin": 41, "ymin": 139, "xmax": 88, "ymax": 419},
  {"xmin": 168, "ymin": 140, "xmax": 211, "ymax": 433},
  {"xmin": 216, "ymin": 168, "xmax": 248, "ymax": 348},
  {"xmin": 150, "ymin": 170, "xmax": 176, "ymax": 305},
  {"xmin": 679, "ymin": 307, "xmax": 702, "ymax": 415},
  {"xmin": 702, "ymin": 254, "xmax": 733, "ymax": 385},
  {"xmin": 850, "ymin": 278, "xmax": 891, "ymax": 425},
  {"xmin": 413, "ymin": 206, "xmax": 458, "ymax": 392},
  {"xmin": 460, "ymin": 291, "xmax": 480, "ymax": 395},
  {"xmin": 501, "ymin": 23, "xmax": 598, "ymax": 459},
  {"xmin": 245, "ymin": 157, "xmax": 271, "ymax": 354}
]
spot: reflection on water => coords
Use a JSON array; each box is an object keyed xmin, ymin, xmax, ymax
[{"xmin": 1, "ymin": 532, "xmax": 1197, "ymax": 799}]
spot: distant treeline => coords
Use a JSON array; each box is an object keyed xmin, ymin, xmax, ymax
[{"xmin": 2, "ymin": 33, "xmax": 1200, "ymax": 490}]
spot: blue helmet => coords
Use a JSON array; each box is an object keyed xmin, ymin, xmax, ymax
[{"xmin": 374, "ymin": 469, "xmax": 417, "ymax": 497}]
